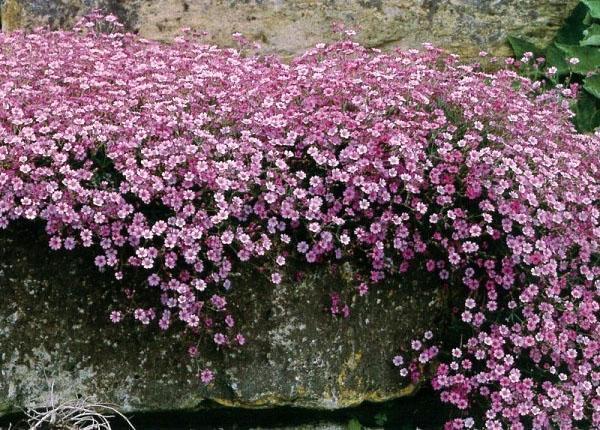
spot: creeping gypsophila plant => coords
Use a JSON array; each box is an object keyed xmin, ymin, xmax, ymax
[{"xmin": 0, "ymin": 12, "xmax": 598, "ymax": 429}]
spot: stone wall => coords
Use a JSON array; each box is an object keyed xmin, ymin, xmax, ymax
[
  {"xmin": 1, "ymin": 0, "xmax": 578, "ymax": 58},
  {"xmin": 0, "ymin": 223, "xmax": 441, "ymax": 415},
  {"xmin": 0, "ymin": 0, "xmax": 580, "ymax": 424}
]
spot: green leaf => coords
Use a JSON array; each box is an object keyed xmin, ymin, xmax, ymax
[
  {"xmin": 582, "ymin": 0, "xmax": 600, "ymax": 19},
  {"xmin": 374, "ymin": 412, "xmax": 388, "ymax": 425},
  {"xmin": 545, "ymin": 44, "xmax": 571, "ymax": 76},
  {"xmin": 347, "ymin": 418, "xmax": 362, "ymax": 430},
  {"xmin": 584, "ymin": 73, "xmax": 600, "ymax": 98},
  {"xmin": 582, "ymin": 23, "xmax": 600, "ymax": 46},
  {"xmin": 572, "ymin": 90, "xmax": 600, "ymax": 132},
  {"xmin": 555, "ymin": 3, "xmax": 591, "ymax": 44},
  {"xmin": 555, "ymin": 43, "xmax": 600, "ymax": 73},
  {"xmin": 511, "ymin": 79, "xmax": 522, "ymax": 90},
  {"xmin": 507, "ymin": 36, "xmax": 543, "ymax": 58}
]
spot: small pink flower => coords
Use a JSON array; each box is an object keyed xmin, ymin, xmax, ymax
[
  {"xmin": 411, "ymin": 340, "xmax": 422, "ymax": 351},
  {"xmin": 188, "ymin": 346, "xmax": 199, "ymax": 358},
  {"xmin": 210, "ymin": 295, "xmax": 227, "ymax": 310},
  {"xmin": 109, "ymin": 311, "xmax": 122, "ymax": 323},
  {"xmin": 49, "ymin": 236, "xmax": 62, "ymax": 250},
  {"xmin": 357, "ymin": 282, "xmax": 368, "ymax": 296},
  {"xmin": 271, "ymin": 272, "xmax": 282, "ymax": 284},
  {"xmin": 199, "ymin": 369, "xmax": 214, "ymax": 385},
  {"xmin": 213, "ymin": 333, "xmax": 227, "ymax": 345},
  {"xmin": 235, "ymin": 333, "xmax": 246, "ymax": 345}
]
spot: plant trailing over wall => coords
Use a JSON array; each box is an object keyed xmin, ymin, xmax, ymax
[
  {"xmin": 0, "ymin": 12, "xmax": 598, "ymax": 429},
  {"xmin": 508, "ymin": 0, "xmax": 600, "ymax": 132}
]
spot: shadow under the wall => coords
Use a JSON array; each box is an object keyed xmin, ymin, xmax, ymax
[{"xmin": 0, "ymin": 386, "xmax": 449, "ymax": 429}]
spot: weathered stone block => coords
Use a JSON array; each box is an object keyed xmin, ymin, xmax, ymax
[
  {"xmin": 1, "ymin": 0, "xmax": 578, "ymax": 58},
  {"xmin": 0, "ymin": 223, "xmax": 440, "ymax": 414}
]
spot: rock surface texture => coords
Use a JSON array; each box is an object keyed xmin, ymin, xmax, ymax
[
  {"xmin": 0, "ymin": 0, "xmax": 578, "ymax": 58},
  {"xmin": 0, "ymin": 223, "xmax": 439, "ymax": 414}
]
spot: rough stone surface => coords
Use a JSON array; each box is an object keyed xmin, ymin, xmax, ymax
[
  {"xmin": 0, "ymin": 222, "xmax": 441, "ymax": 415},
  {"xmin": 1, "ymin": 0, "xmax": 578, "ymax": 58}
]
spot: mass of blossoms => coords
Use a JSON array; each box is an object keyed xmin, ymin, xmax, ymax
[{"xmin": 0, "ymin": 12, "xmax": 598, "ymax": 429}]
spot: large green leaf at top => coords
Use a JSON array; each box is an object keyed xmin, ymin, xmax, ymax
[
  {"xmin": 582, "ymin": 24, "xmax": 600, "ymax": 46},
  {"xmin": 507, "ymin": 36, "xmax": 543, "ymax": 59},
  {"xmin": 584, "ymin": 73, "xmax": 600, "ymax": 98},
  {"xmin": 556, "ymin": 3, "xmax": 592, "ymax": 44},
  {"xmin": 555, "ymin": 43, "xmax": 600, "ymax": 73},
  {"xmin": 582, "ymin": 0, "xmax": 600, "ymax": 19}
]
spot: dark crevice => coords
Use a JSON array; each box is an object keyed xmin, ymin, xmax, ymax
[{"xmin": 0, "ymin": 388, "xmax": 449, "ymax": 429}]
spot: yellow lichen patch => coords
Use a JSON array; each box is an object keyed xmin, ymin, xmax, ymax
[
  {"xmin": 207, "ymin": 382, "xmax": 417, "ymax": 409},
  {"xmin": 335, "ymin": 383, "xmax": 418, "ymax": 408},
  {"xmin": 336, "ymin": 351, "xmax": 363, "ymax": 388},
  {"xmin": 208, "ymin": 394, "xmax": 298, "ymax": 409},
  {"xmin": 319, "ymin": 382, "xmax": 418, "ymax": 409},
  {"xmin": 321, "ymin": 351, "xmax": 418, "ymax": 408},
  {"xmin": 1, "ymin": 0, "xmax": 23, "ymax": 32}
]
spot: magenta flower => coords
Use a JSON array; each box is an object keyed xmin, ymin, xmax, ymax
[
  {"xmin": 271, "ymin": 272, "xmax": 282, "ymax": 285},
  {"xmin": 213, "ymin": 333, "xmax": 227, "ymax": 346},
  {"xmin": 357, "ymin": 283, "xmax": 369, "ymax": 296},
  {"xmin": 199, "ymin": 369, "xmax": 214, "ymax": 385},
  {"xmin": 235, "ymin": 334, "xmax": 246, "ymax": 346},
  {"xmin": 109, "ymin": 311, "xmax": 122, "ymax": 323}
]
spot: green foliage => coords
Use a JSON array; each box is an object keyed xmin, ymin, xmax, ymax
[
  {"xmin": 572, "ymin": 90, "xmax": 600, "ymax": 131},
  {"xmin": 508, "ymin": 1, "xmax": 600, "ymax": 132},
  {"xmin": 556, "ymin": 43, "xmax": 600, "ymax": 73},
  {"xmin": 507, "ymin": 36, "xmax": 543, "ymax": 59},
  {"xmin": 581, "ymin": 23, "xmax": 600, "ymax": 46},
  {"xmin": 374, "ymin": 412, "xmax": 388, "ymax": 426},
  {"xmin": 347, "ymin": 418, "xmax": 362, "ymax": 430},
  {"xmin": 582, "ymin": 0, "xmax": 600, "ymax": 19},
  {"xmin": 544, "ymin": 44, "xmax": 570, "ymax": 76},
  {"xmin": 555, "ymin": 3, "xmax": 589, "ymax": 44},
  {"xmin": 584, "ymin": 72, "xmax": 600, "ymax": 97}
]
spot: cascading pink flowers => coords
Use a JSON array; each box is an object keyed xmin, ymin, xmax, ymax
[{"xmin": 0, "ymin": 13, "xmax": 598, "ymax": 429}]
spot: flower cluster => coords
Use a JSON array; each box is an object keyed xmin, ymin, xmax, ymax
[{"xmin": 0, "ymin": 15, "xmax": 598, "ymax": 428}]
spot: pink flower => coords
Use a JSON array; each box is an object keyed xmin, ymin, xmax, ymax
[
  {"xmin": 199, "ymin": 369, "xmax": 214, "ymax": 385},
  {"xmin": 49, "ymin": 236, "xmax": 62, "ymax": 250},
  {"xmin": 271, "ymin": 272, "xmax": 282, "ymax": 284},
  {"xmin": 109, "ymin": 311, "xmax": 122, "ymax": 323},
  {"xmin": 188, "ymin": 346, "xmax": 199, "ymax": 358},
  {"xmin": 235, "ymin": 333, "xmax": 246, "ymax": 345},
  {"xmin": 210, "ymin": 295, "xmax": 227, "ymax": 310},
  {"xmin": 213, "ymin": 333, "xmax": 227, "ymax": 345},
  {"xmin": 357, "ymin": 282, "xmax": 369, "ymax": 296}
]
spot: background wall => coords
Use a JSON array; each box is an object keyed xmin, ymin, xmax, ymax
[{"xmin": 1, "ymin": 0, "xmax": 578, "ymax": 58}]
